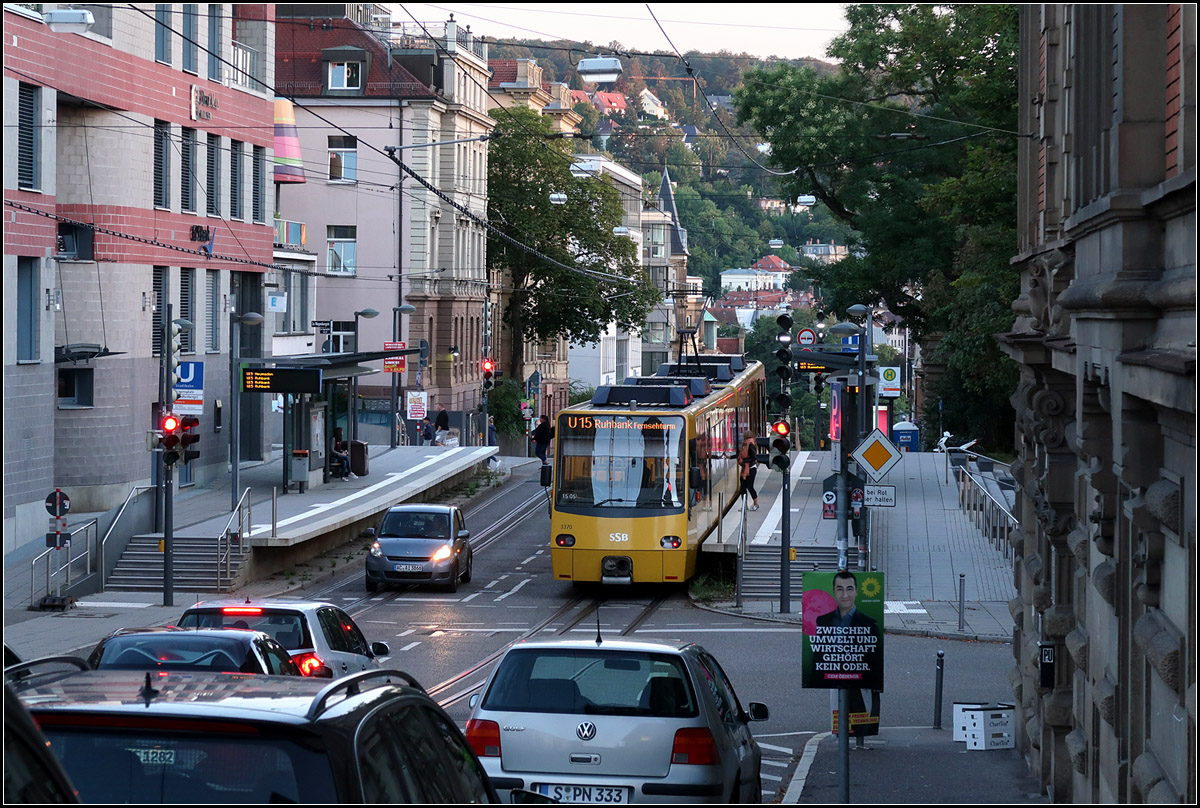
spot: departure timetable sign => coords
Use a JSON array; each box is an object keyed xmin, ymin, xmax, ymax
[{"xmin": 242, "ymin": 367, "xmax": 322, "ymax": 394}]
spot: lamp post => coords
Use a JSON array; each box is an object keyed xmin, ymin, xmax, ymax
[
  {"xmin": 814, "ymin": 319, "xmax": 826, "ymax": 450},
  {"xmin": 351, "ymin": 308, "xmax": 379, "ymax": 442},
  {"xmin": 230, "ymin": 310, "xmax": 264, "ymax": 513},
  {"xmin": 391, "ymin": 304, "xmax": 416, "ymax": 448}
]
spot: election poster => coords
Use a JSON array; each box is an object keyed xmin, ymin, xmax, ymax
[{"xmin": 801, "ymin": 570, "xmax": 885, "ymax": 691}]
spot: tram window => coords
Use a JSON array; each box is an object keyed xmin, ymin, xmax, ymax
[{"xmin": 554, "ymin": 414, "xmax": 685, "ymax": 509}]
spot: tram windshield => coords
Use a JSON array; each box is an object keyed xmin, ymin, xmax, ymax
[{"xmin": 555, "ymin": 413, "xmax": 686, "ymax": 510}]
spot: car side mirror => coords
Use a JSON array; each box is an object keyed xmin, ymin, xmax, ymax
[
  {"xmin": 361, "ymin": 527, "xmax": 375, "ymax": 538},
  {"xmin": 540, "ymin": 464, "xmax": 552, "ymax": 488},
  {"xmin": 370, "ymin": 641, "xmax": 390, "ymax": 657},
  {"xmin": 469, "ymin": 693, "xmax": 480, "ymax": 709},
  {"xmin": 312, "ymin": 665, "xmax": 334, "ymax": 679},
  {"xmin": 458, "ymin": 529, "xmax": 471, "ymax": 540},
  {"xmin": 689, "ymin": 466, "xmax": 701, "ymax": 489},
  {"xmin": 747, "ymin": 702, "xmax": 769, "ymax": 721}
]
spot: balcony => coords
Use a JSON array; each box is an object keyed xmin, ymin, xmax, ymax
[
  {"xmin": 230, "ymin": 40, "xmax": 263, "ymax": 92},
  {"xmin": 274, "ymin": 218, "xmax": 306, "ymax": 249}
]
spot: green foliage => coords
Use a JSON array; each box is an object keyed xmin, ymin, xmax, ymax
[
  {"xmin": 487, "ymin": 106, "xmax": 660, "ymax": 381},
  {"xmin": 487, "ymin": 379, "xmax": 527, "ymax": 440},
  {"xmin": 734, "ymin": 4, "xmax": 1021, "ymax": 451}
]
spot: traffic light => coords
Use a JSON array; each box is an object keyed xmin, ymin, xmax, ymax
[
  {"xmin": 775, "ymin": 311, "xmax": 794, "ymax": 385},
  {"xmin": 813, "ymin": 373, "xmax": 826, "ymax": 396},
  {"xmin": 160, "ymin": 412, "xmax": 182, "ymax": 467},
  {"xmin": 481, "ymin": 357, "xmax": 495, "ymax": 391},
  {"xmin": 769, "ymin": 419, "xmax": 792, "ymax": 473},
  {"xmin": 180, "ymin": 415, "xmax": 200, "ymax": 464},
  {"xmin": 773, "ymin": 389, "xmax": 793, "ymax": 412},
  {"xmin": 167, "ymin": 321, "xmax": 184, "ymax": 405}
]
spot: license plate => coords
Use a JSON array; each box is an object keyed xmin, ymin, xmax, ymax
[
  {"xmin": 536, "ymin": 784, "xmax": 629, "ymax": 804},
  {"xmin": 131, "ymin": 748, "xmax": 175, "ymax": 766},
  {"xmin": 394, "ymin": 564, "xmax": 422, "ymax": 572}
]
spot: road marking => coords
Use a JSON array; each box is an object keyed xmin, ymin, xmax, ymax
[
  {"xmin": 885, "ymin": 600, "xmax": 927, "ymax": 614},
  {"xmin": 494, "ymin": 578, "xmax": 532, "ymax": 601},
  {"xmin": 762, "ymin": 773, "xmax": 783, "ymax": 782},
  {"xmin": 397, "ymin": 629, "xmax": 416, "ymax": 637},
  {"xmin": 783, "ymin": 732, "xmax": 830, "ymax": 804},
  {"xmin": 399, "ymin": 642, "xmax": 421, "ymax": 652},
  {"xmin": 762, "ymin": 759, "xmax": 790, "ymax": 768},
  {"xmin": 76, "ymin": 601, "xmax": 151, "ymax": 609},
  {"xmin": 520, "ymin": 554, "xmax": 538, "ymax": 565},
  {"xmin": 757, "ymin": 742, "xmax": 794, "ymax": 755},
  {"xmin": 485, "ymin": 579, "xmax": 500, "ymax": 589},
  {"xmin": 460, "ymin": 592, "xmax": 481, "ymax": 602}
]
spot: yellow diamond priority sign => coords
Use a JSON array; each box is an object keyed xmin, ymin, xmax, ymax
[{"xmin": 850, "ymin": 429, "xmax": 903, "ymax": 481}]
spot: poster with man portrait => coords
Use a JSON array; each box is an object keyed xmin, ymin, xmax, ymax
[{"xmin": 801, "ymin": 570, "xmax": 885, "ymax": 691}]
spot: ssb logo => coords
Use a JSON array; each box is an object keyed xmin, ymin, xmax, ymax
[{"xmin": 608, "ymin": 533, "xmax": 630, "ymax": 542}]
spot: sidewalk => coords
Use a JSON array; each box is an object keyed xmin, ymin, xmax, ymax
[
  {"xmin": 702, "ymin": 450, "xmax": 1015, "ymax": 642},
  {"xmin": 4, "ymin": 443, "xmax": 512, "ymax": 661}
]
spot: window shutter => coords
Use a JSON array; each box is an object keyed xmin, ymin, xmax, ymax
[
  {"xmin": 207, "ymin": 133, "xmax": 221, "ymax": 215},
  {"xmin": 181, "ymin": 128, "xmax": 195, "ymax": 211},
  {"xmin": 18, "ymin": 84, "xmax": 38, "ymax": 189},
  {"xmin": 230, "ymin": 141, "xmax": 243, "ymax": 218}
]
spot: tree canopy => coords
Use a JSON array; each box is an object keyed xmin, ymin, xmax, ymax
[
  {"xmin": 734, "ymin": 4, "xmax": 1020, "ymax": 450},
  {"xmin": 486, "ymin": 106, "xmax": 660, "ymax": 381}
]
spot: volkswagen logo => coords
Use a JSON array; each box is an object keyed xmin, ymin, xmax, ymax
[{"xmin": 576, "ymin": 721, "xmax": 597, "ymax": 741}]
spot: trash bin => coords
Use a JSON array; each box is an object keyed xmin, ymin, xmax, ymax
[
  {"xmin": 350, "ymin": 440, "xmax": 369, "ymax": 477},
  {"xmin": 291, "ymin": 450, "xmax": 310, "ymax": 491}
]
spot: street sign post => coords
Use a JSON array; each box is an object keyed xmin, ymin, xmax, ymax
[
  {"xmin": 173, "ymin": 361, "xmax": 204, "ymax": 415},
  {"xmin": 850, "ymin": 429, "xmax": 904, "ymax": 481},
  {"xmin": 880, "ymin": 367, "xmax": 901, "ymax": 397},
  {"xmin": 797, "ymin": 328, "xmax": 817, "ymax": 347}
]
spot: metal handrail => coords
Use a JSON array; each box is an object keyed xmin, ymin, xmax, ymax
[
  {"xmin": 99, "ymin": 485, "xmax": 156, "ymax": 589},
  {"xmin": 217, "ymin": 487, "xmax": 253, "ymax": 592},
  {"xmin": 29, "ymin": 519, "xmax": 99, "ymax": 606},
  {"xmin": 955, "ymin": 464, "xmax": 1017, "ymax": 562}
]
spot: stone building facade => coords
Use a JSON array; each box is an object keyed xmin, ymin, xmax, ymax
[{"xmin": 998, "ymin": 5, "xmax": 1194, "ymax": 802}]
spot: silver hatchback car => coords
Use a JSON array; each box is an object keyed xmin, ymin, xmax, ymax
[
  {"xmin": 465, "ymin": 638, "xmax": 768, "ymax": 803},
  {"xmin": 364, "ymin": 504, "xmax": 474, "ymax": 593}
]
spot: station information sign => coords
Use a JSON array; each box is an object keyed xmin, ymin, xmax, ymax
[{"xmin": 242, "ymin": 367, "xmax": 323, "ymax": 394}]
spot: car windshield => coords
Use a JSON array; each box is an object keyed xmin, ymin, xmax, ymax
[
  {"xmin": 483, "ymin": 649, "xmax": 698, "ymax": 717},
  {"xmin": 95, "ymin": 635, "xmax": 254, "ymax": 673},
  {"xmin": 378, "ymin": 511, "xmax": 450, "ymax": 539},
  {"xmin": 39, "ymin": 725, "xmax": 338, "ymax": 804},
  {"xmin": 177, "ymin": 610, "xmax": 311, "ymax": 651},
  {"xmin": 555, "ymin": 414, "xmax": 686, "ymax": 511}
]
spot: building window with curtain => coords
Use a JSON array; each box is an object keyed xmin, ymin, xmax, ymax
[
  {"xmin": 327, "ymin": 226, "xmax": 357, "ymax": 275},
  {"xmin": 328, "ymin": 62, "xmax": 362, "ymax": 90},
  {"xmin": 328, "ymin": 136, "xmax": 357, "ymax": 182}
]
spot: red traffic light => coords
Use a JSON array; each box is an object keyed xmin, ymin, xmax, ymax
[
  {"xmin": 771, "ymin": 420, "xmax": 790, "ymax": 437},
  {"xmin": 161, "ymin": 414, "xmax": 180, "ymax": 432},
  {"xmin": 481, "ymin": 358, "xmax": 495, "ymax": 373}
]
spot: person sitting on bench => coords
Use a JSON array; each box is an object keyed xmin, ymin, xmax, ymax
[{"xmin": 329, "ymin": 427, "xmax": 355, "ymax": 480}]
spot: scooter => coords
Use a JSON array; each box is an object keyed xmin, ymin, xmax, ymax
[{"xmin": 935, "ymin": 432, "xmax": 978, "ymax": 453}]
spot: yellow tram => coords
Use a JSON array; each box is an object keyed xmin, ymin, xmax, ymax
[{"xmin": 549, "ymin": 355, "xmax": 767, "ymax": 584}]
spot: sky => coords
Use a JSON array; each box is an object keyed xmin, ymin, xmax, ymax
[{"xmin": 392, "ymin": 3, "xmax": 850, "ymax": 62}]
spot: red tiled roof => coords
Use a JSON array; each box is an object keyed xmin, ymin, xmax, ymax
[
  {"xmin": 593, "ymin": 91, "xmax": 627, "ymax": 111},
  {"xmin": 570, "ymin": 89, "xmax": 592, "ymax": 105},
  {"xmin": 275, "ymin": 17, "xmax": 434, "ymax": 98},
  {"xmin": 488, "ymin": 59, "xmax": 518, "ymax": 88},
  {"xmin": 752, "ymin": 255, "xmax": 792, "ymax": 271}
]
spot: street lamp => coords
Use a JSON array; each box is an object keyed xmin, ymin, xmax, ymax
[
  {"xmin": 43, "ymin": 8, "xmax": 94, "ymax": 33},
  {"xmin": 351, "ymin": 308, "xmax": 379, "ymax": 441},
  {"xmin": 230, "ymin": 310, "xmax": 264, "ymax": 513},
  {"xmin": 391, "ymin": 304, "xmax": 416, "ymax": 448}
]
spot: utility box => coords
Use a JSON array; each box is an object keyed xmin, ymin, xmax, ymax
[
  {"xmin": 350, "ymin": 440, "xmax": 369, "ymax": 477},
  {"xmin": 961, "ymin": 704, "xmax": 1015, "ymax": 750}
]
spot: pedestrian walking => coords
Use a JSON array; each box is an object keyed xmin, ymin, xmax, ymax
[
  {"xmin": 532, "ymin": 414, "xmax": 553, "ymax": 465},
  {"xmin": 738, "ymin": 431, "xmax": 759, "ymax": 510},
  {"xmin": 420, "ymin": 417, "xmax": 435, "ymax": 446},
  {"xmin": 487, "ymin": 415, "xmax": 498, "ymax": 447},
  {"xmin": 434, "ymin": 404, "xmax": 450, "ymax": 446}
]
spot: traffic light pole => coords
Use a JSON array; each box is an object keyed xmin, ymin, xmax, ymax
[
  {"xmin": 163, "ymin": 458, "xmax": 174, "ymax": 607},
  {"xmin": 780, "ymin": 464, "xmax": 791, "ymax": 613}
]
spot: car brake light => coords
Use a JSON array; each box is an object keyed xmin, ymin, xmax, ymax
[
  {"xmin": 671, "ymin": 728, "xmax": 719, "ymax": 765},
  {"xmin": 465, "ymin": 719, "xmax": 501, "ymax": 757},
  {"xmin": 221, "ymin": 607, "xmax": 263, "ymax": 615},
  {"xmin": 292, "ymin": 651, "xmax": 326, "ymax": 676}
]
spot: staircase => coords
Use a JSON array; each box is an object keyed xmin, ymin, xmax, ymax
[
  {"xmin": 105, "ymin": 534, "xmax": 248, "ymax": 592},
  {"xmin": 739, "ymin": 543, "xmax": 858, "ymax": 599}
]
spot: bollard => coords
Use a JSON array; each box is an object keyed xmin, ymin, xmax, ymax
[
  {"xmin": 272, "ymin": 487, "xmax": 278, "ymax": 538},
  {"xmin": 958, "ymin": 573, "xmax": 966, "ymax": 631},
  {"xmin": 933, "ymin": 649, "xmax": 945, "ymax": 728}
]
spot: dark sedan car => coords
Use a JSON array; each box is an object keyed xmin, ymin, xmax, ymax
[
  {"xmin": 85, "ymin": 627, "xmax": 300, "ymax": 675},
  {"xmin": 364, "ymin": 504, "xmax": 474, "ymax": 592}
]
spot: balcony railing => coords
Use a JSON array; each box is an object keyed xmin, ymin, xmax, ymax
[
  {"xmin": 274, "ymin": 218, "xmax": 306, "ymax": 248},
  {"xmin": 230, "ymin": 40, "xmax": 262, "ymax": 92}
]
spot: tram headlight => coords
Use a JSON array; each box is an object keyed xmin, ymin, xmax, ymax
[
  {"xmin": 555, "ymin": 534, "xmax": 576, "ymax": 547},
  {"xmin": 660, "ymin": 536, "xmax": 682, "ymax": 549}
]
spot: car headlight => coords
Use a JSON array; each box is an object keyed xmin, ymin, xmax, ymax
[
  {"xmin": 370, "ymin": 541, "xmax": 383, "ymax": 558},
  {"xmin": 431, "ymin": 544, "xmax": 453, "ymax": 563}
]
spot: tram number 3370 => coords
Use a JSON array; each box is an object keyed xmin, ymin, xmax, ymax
[{"xmin": 608, "ymin": 533, "xmax": 630, "ymax": 542}]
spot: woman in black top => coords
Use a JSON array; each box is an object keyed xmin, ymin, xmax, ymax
[
  {"xmin": 532, "ymin": 415, "xmax": 553, "ymax": 465},
  {"xmin": 738, "ymin": 432, "xmax": 759, "ymax": 510}
]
